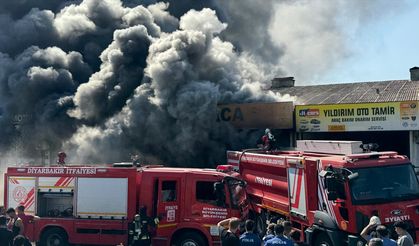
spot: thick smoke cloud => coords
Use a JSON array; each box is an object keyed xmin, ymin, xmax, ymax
[
  {"xmin": 0, "ymin": 9, "xmax": 57, "ymax": 56},
  {"xmin": 0, "ymin": 0, "xmax": 285, "ymax": 166},
  {"xmin": 69, "ymin": 24, "xmax": 152, "ymax": 123},
  {"xmin": 0, "ymin": 46, "xmax": 91, "ymax": 155},
  {"xmin": 1, "ymin": 0, "xmax": 399, "ymax": 166},
  {"xmin": 142, "ymin": 0, "xmax": 283, "ymax": 65},
  {"xmin": 0, "ymin": 0, "xmax": 75, "ymax": 18},
  {"xmin": 67, "ymin": 8, "xmax": 282, "ymax": 165}
]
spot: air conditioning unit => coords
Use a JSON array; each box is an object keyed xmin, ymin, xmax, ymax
[{"xmin": 297, "ymin": 140, "xmax": 363, "ymax": 155}]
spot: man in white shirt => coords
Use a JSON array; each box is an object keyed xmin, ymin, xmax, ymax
[{"xmin": 394, "ymin": 221, "xmax": 414, "ymax": 246}]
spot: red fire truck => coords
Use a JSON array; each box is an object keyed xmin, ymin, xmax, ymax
[
  {"xmin": 227, "ymin": 140, "xmax": 419, "ymax": 246},
  {"xmin": 4, "ymin": 164, "xmax": 246, "ymax": 246}
]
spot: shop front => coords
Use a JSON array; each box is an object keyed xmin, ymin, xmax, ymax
[
  {"xmin": 295, "ymin": 101, "xmax": 419, "ymax": 169},
  {"xmin": 218, "ymin": 102, "xmax": 295, "ymax": 147}
]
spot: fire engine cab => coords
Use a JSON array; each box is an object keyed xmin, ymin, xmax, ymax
[
  {"xmin": 4, "ymin": 164, "xmax": 246, "ymax": 246},
  {"xmin": 228, "ymin": 140, "xmax": 419, "ymax": 246}
]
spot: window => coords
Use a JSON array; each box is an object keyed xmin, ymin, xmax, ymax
[
  {"xmin": 196, "ymin": 181, "xmax": 217, "ymax": 204},
  {"xmin": 349, "ymin": 164, "xmax": 419, "ymax": 205},
  {"xmin": 37, "ymin": 192, "xmax": 74, "ymax": 217},
  {"xmin": 161, "ymin": 181, "xmax": 177, "ymax": 202}
]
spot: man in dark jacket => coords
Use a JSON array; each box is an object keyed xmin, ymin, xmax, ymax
[
  {"xmin": 218, "ymin": 217, "xmax": 240, "ymax": 246},
  {"xmin": 239, "ymin": 220, "xmax": 261, "ymax": 246},
  {"xmin": 0, "ymin": 215, "xmax": 13, "ymax": 246}
]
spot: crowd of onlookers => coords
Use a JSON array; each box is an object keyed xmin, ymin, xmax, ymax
[
  {"xmin": 217, "ymin": 216, "xmax": 415, "ymax": 246},
  {"xmin": 217, "ymin": 217, "xmax": 304, "ymax": 246},
  {"xmin": 0, "ymin": 205, "xmax": 33, "ymax": 246},
  {"xmin": 360, "ymin": 216, "xmax": 414, "ymax": 246},
  {"xmin": 0, "ymin": 205, "xmax": 415, "ymax": 246}
]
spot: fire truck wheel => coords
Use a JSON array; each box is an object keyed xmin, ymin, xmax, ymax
[
  {"xmin": 176, "ymin": 232, "xmax": 206, "ymax": 246},
  {"xmin": 40, "ymin": 228, "xmax": 69, "ymax": 246},
  {"xmin": 314, "ymin": 233, "xmax": 333, "ymax": 246}
]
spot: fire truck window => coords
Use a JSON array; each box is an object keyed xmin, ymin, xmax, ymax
[
  {"xmin": 161, "ymin": 181, "xmax": 177, "ymax": 202},
  {"xmin": 196, "ymin": 181, "xmax": 217, "ymax": 204},
  {"xmin": 37, "ymin": 193, "xmax": 74, "ymax": 218}
]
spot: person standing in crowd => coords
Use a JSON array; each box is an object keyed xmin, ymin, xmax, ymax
[
  {"xmin": 265, "ymin": 224, "xmax": 293, "ymax": 246},
  {"xmin": 0, "ymin": 215, "xmax": 13, "ymax": 246},
  {"xmin": 361, "ymin": 219, "xmax": 396, "ymax": 246},
  {"xmin": 0, "ymin": 206, "xmax": 6, "ymax": 216},
  {"xmin": 263, "ymin": 224, "xmax": 276, "ymax": 243},
  {"xmin": 239, "ymin": 220, "xmax": 262, "ymax": 246},
  {"xmin": 394, "ymin": 221, "xmax": 414, "ymax": 246},
  {"xmin": 12, "ymin": 235, "xmax": 31, "ymax": 246},
  {"xmin": 16, "ymin": 206, "xmax": 35, "ymax": 232},
  {"xmin": 361, "ymin": 216, "xmax": 382, "ymax": 241},
  {"xmin": 369, "ymin": 238, "xmax": 384, "ymax": 246},
  {"xmin": 282, "ymin": 221, "xmax": 292, "ymax": 239},
  {"xmin": 269, "ymin": 217, "xmax": 279, "ymax": 224},
  {"xmin": 218, "ymin": 217, "xmax": 241, "ymax": 246},
  {"xmin": 374, "ymin": 226, "xmax": 397, "ymax": 246},
  {"xmin": 6, "ymin": 208, "xmax": 24, "ymax": 238}
]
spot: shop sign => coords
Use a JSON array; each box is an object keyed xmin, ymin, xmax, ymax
[
  {"xmin": 296, "ymin": 101, "xmax": 419, "ymax": 132},
  {"xmin": 218, "ymin": 102, "xmax": 293, "ymax": 129}
]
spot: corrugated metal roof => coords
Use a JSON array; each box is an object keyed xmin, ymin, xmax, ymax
[{"xmin": 271, "ymin": 80, "xmax": 419, "ymax": 105}]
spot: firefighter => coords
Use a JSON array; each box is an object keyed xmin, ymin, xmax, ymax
[
  {"xmin": 131, "ymin": 154, "xmax": 142, "ymax": 167},
  {"xmin": 261, "ymin": 128, "xmax": 276, "ymax": 150},
  {"xmin": 57, "ymin": 152, "xmax": 67, "ymax": 165},
  {"xmin": 131, "ymin": 207, "xmax": 158, "ymax": 246}
]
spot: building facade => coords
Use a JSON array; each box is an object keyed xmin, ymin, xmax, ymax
[{"xmin": 271, "ymin": 67, "xmax": 419, "ymax": 172}]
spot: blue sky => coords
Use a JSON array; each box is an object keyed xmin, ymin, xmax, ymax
[{"xmin": 319, "ymin": 2, "xmax": 419, "ymax": 83}]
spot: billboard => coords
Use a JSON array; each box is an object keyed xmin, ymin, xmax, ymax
[
  {"xmin": 218, "ymin": 102, "xmax": 293, "ymax": 129},
  {"xmin": 296, "ymin": 101, "xmax": 419, "ymax": 132}
]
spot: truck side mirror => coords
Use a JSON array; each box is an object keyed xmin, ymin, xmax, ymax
[
  {"xmin": 348, "ymin": 172, "xmax": 359, "ymax": 180},
  {"xmin": 214, "ymin": 182, "xmax": 226, "ymax": 207}
]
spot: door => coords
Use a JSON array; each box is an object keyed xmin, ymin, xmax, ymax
[
  {"xmin": 156, "ymin": 178, "xmax": 180, "ymax": 228},
  {"xmin": 287, "ymin": 161, "xmax": 307, "ymax": 217},
  {"xmin": 189, "ymin": 178, "xmax": 229, "ymax": 238}
]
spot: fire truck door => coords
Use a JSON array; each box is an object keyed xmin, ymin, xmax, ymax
[
  {"xmin": 287, "ymin": 162, "xmax": 307, "ymax": 217},
  {"xmin": 7, "ymin": 176, "xmax": 36, "ymax": 239},
  {"xmin": 156, "ymin": 179, "xmax": 180, "ymax": 227},
  {"xmin": 189, "ymin": 179, "xmax": 229, "ymax": 224}
]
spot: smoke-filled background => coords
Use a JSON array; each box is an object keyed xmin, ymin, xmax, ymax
[{"xmin": 0, "ymin": 0, "xmax": 408, "ymax": 167}]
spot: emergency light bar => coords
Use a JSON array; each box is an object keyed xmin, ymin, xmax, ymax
[
  {"xmin": 216, "ymin": 165, "xmax": 234, "ymax": 173},
  {"xmin": 345, "ymin": 151, "xmax": 398, "ymax": 160}
]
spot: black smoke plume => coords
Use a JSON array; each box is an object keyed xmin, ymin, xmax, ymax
[{"xmin": 0, "ymin": 0, "xmax": 285, "ymax": 166}]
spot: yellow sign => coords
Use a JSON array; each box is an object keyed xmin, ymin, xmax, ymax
[
  {"xmin": 218, "ymin": 102, "xmax": 294, "ymax": 129},
  {"xmin": 296, "ymin": 101, "xmax": 419, "ymax": 132}
]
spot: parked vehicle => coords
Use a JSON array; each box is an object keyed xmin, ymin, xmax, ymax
[
  {"xmin": 4, "ymin": 163, "xmax": 245, "ymax": 246},
  {"xmin": 227, "ymin": 140, "xmax": 419, "ymax": 245}
]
